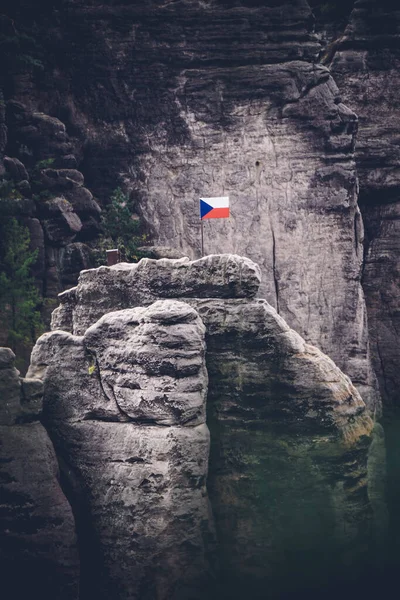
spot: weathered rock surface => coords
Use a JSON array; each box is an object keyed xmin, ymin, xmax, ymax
[
  {"xmin": 52, "ymin": 251, "xmax": 378, "ymax": 412},
  {"xmin": 4, "ymin": 156, "xmax": 28, "ymax": 182},
  {"xmin": 0, "ymin": 347, "xmax": 79, "ymax": 600},
  {"xmin": 0, "ymin": 0, "xmax": 380, "ymax": 413},
  {"xmin": 330, "ymin": 0, "xmax": 400, "ymax": 405},
  {"xmin": 41, "ymin": 255, "xmax": 379, "ymax": 597},
  {"xmin": 0, "ymin": 98, "xmax": 99, "ymax": 327},
  {"xmin": 51, "ymin": 254, "xmax": 261, "ymax": 335},
  {"xmin": 38, "ymin": 196, "xmax": 83, "ymax": 244},
  {"xmin": 6, "ymin": 103, "xmax": 73, "ymax": 166},
  {"xmin": 188, "ymin": 297, "xmax": 374, "ymax": 593},
  {"xmin": 28, "ymin": 301, "xmax": 213, "ymax": 600}
]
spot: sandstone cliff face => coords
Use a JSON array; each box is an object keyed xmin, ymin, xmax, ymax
[
  {"xmin": 0, "ymin": 0, "xmax": 379, "ymax": 412},
  {"xmin": 0, "ymin": 347, "xmax": 79, "ymax": 600},
  {"xmin": 330, "ymin": 0, "xmax": 400, "ymax": 405},
  {"xmin": 28, "ymin": 255, "xmax": 379, "ymax": 598}
]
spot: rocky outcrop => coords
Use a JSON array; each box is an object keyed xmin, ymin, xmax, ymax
[
  {"xmin": 330, "ymin": 0, "xmax": 400, "ymax": 405},
  {"xmin": 30, "ymin": 254, "xmax": 379, "ymax": 598},
  {"xmin": 0, "ymin": 0, "xmax": 380, "ymax": 413},
  {"xmin": 28, "ymin": 301, "xmax": 213, "ymax": 600},
  {"xmin": 0, "ymin": 100, "xmax": 98, "ymax": 321},
  {"xmin": 0, "ymin": 347, "xmax": 79, "ymax": 600},
  {"xmin": 51, "ymin": 254, "xmax": 261, "ymax": 335}
]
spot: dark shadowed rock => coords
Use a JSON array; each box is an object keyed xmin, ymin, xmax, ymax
[
  {"xmin": 34, "ymin": 168, "xmax": 84, "ymax": 192},
  {"xmin": 138, "ymin": 245, "xmax": 189, "ymax": 259},
  {"xmin": 4, "ymin": 156, "xmax": 28, "ymax": 182},
  {"xmin": 0, "ymin": 347, "xmax": 79, "ymax": 600},
  {"xmin": 186, "ymin": 298, "xmax": 374, "ymax": 593},
  {"xmin": 59, "ymin": 242, "xmax": 93, "ymax": 286},
  {"xmin": 38, "ymin": 196, "xmax": 82, "ymax": 244},
  {"xmin": 25, "ymin": 217, "xmax": 45, "ymax": 284},
  {"xmin": 330, "ymin": 0, "xmax": 400, "ymax": 406},
  {"xmin": 6, "ymin": 109, "xmax": 72, "ymax": 164}
]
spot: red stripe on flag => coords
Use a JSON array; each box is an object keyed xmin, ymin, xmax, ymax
[{"xmin": 202, "ymin": 207, "xmax": 230, "ymax": 220}]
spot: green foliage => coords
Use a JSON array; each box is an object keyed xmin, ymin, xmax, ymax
[
  {"xmin": 32, "ymin": 189, "xmax": 54, "ymax": 202},
  {"xmin": 34, "ymin": 158, "xmax": 55, "ymax": 171},
  {"xmin": 0, "ymin": 178, "xmax": 22, "ymax": 198},
  {"xmin": 97, "ymin": 187, "xmax": 147, "ymax": 264},
  {"xmin": 0, "ymin": 217, "xmax": 44, "ymax": 353}
]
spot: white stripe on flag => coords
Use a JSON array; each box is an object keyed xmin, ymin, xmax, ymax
[{"xmin": 200, "ymin": 196, "xmax": 229, "ymax": 209}]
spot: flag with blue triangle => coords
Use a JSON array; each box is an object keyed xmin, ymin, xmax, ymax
[{"xmin": 199, "ymin": 197, "xmax": 230, "ymax": 220}]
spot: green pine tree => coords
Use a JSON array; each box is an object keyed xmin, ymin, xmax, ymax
[
  {"xmin": 0, "ymin": 217, "xmax": 43, "ymax": 353},
  {"xmin": 99, "ymin": 187, "xmax": 146, "ymax": 262}
]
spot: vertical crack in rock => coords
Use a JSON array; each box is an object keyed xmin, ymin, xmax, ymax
[
  {"xmin": 90, "ymin": 352, "xmax": 131, "ymax": 422},
  {"xmin": 271, "ymin": 224, "xmax": 280, "ymax": 314}
]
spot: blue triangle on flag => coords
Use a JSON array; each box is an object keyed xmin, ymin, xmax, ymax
[{"xmin": 200, "ymin": 199, "xmax": 213, "ymax": 219}]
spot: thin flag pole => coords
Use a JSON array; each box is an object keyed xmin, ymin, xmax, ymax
[{"xmin": 199, "ymin": 195, "xmax": 229, "ymax": 257}]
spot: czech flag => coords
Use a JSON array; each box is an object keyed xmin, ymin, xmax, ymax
[{"xmin": 200, "ymin": 196, "xmax": 230, "ymax": 220}]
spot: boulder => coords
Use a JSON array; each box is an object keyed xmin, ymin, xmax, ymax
[
  {"xmin": 63, "ymin": 186, "xmax": 101, "ymax": 218},
  {"xmin": 39, "ymin": 197, "xmax": 82, "ymax": 244},
  {"xmin": 54, "ymin": 154, "xmax": 78, "ymax": 169},
  {"xmin": 4, "ymin": 156, "xmax": 29, "ymax": 182},
  {"xmin": 6, "ymin": 102, "xmax": 73, "ymax": 165}
]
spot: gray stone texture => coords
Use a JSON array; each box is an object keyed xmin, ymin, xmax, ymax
[
  {"xmin": 28, "ymin": 301, "xmax": 213, "ymax": 600},
  {"xmin": 0, "ymin": 348, "xmax": 79, "ymax": 600},
  {"xmin": 330, "ymin": 0, "xmax": 400, "ymax": 405},
  {"xmin": 0, "ymin": 0, "xmax": 380, "ymax": 412},
  {"xmin": 51, "ymin": 254, "xmax": 261, "ymax": 335},
  {"xmin": 41, "ymin": 254, "xmax": 378, "ymax": 596},
  {"xmin": 189, "ymin": 296, "xmax": 375, "ymax": 593},
  {"xmin": 38, "ymin": 196, "xmax": 83, "ymax": 244}
]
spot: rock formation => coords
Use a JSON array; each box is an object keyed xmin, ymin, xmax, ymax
[
  {"xmin": 27, "ymin": 254, "xmax": 379, "ymax": 598},
  {"xmin": 0, "ymin": 0, "xmax": 380, "ymax": 412},
  {"xmin": 0, "ymin": 347, "xmax": 79, "ymax": 600},
  {"xmin": 28, "ymin": 300, "xmax": 213, "ymax": 600},
  {"xmin": 330, "ymin": 0, "xmax": 400, "ymax": 406},
  {"xmin": 0, "ymin": 97, "xmax": 99, "ymax": 334}
]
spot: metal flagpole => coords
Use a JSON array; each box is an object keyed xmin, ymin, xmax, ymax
[{"xmin": 201, "ymin": 219, "xmax": 204, "ymax": 257}]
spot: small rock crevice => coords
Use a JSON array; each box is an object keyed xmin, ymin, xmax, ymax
[{"xmin": 271, "ymin": 224, "xmax": 280, "ymax": 314}]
